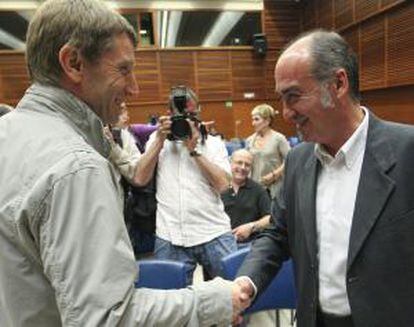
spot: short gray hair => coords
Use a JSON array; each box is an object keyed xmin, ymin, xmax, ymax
[
  {"xmin": 283, "ymin": 29, "xmax": 360, "ymax": 103},
  {"xmin": 231, "ymin": 149, "xmax": 253, "ymax": 162},
  {"xmin": 26, "ymin": 0, "xmax": 137, "ymax": 86}
]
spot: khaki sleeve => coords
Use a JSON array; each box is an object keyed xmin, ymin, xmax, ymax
[{"xmin": 38, "ymin": 156, "xmax": 233, "ymax": 326}]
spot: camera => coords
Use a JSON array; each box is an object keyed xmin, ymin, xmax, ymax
[{"xmin": 168, "ymin": 86, "xmax": 200, "ymax": 141}]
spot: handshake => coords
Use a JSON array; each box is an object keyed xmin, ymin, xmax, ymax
[{"xmin": 231, "ymin": 277, "xmax": 256, "ymax": 325}]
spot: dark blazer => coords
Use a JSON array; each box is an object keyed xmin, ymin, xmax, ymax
[{"xmin": 237, "ymin": 112, "xmax": 414, "ymax": 327}]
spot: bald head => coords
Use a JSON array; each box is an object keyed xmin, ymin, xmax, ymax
[{"xmin": 231, "ymin": 149, "xmax": 253, "ymax": 162}]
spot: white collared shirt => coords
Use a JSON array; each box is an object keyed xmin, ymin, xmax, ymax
[
  {"xmin": 147, "ymin": 133, "xmax": 232, "ymax": 247},
  {"xmin": 315, "ymin": 107, "xmax": 369, "ymax": 315}
]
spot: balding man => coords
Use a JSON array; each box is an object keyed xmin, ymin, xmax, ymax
[
  {"xmin": 221, "ymin": 149, "xmax": 271, "ymax": 243},
  {"xmin": 237, "ymin": 29, "xmax": 414, "ymax": 327}
]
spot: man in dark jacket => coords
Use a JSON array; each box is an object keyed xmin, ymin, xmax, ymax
[{"xmin": 237, "ymin": 29, "xmax": 414, "ymax": 327}]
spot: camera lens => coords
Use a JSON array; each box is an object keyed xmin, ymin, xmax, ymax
[{"xmin": 171, "ymin": 118, "xmax": 192, "ymax": 139}]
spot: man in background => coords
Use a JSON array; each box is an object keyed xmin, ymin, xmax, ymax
[
  {"xmin": 221, "ymin": 149, "xmax": 271, "ymax": 244},
  {"xmin": 111, "ymin": 86, "xmax": 238, "ymax": 285},
  {"xmin": 0, "ymin": 0, "xmax": 250, "ymax": 325}
]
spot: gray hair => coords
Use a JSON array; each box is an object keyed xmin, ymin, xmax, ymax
[
  {"xmin": 284, "ymin": 29, "xmax": 360, "ymax": 103},
  {"xmin": 26, "ymin": 0, "xmax": 137, "ymax": 86},
  {"xmin": 231, "ymin": 149, "xmax": 253, "ymax": 162},
  {"xmin": 0, "ymin": 103, "xmax": 13, "ymax": 117}
]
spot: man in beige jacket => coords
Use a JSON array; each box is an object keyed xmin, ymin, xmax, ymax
[{"xmin": 0, "ymin": 0, "xmax": 251, "ymax": 326}]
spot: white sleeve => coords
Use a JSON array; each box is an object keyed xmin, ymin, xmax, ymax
[
  {"xmin": 205, "ymin": 137, "xmax": 231, "ymax": 175},
  {"xmin": 121, "ymin": 129, "xmax": 141, "ymax": 164}
]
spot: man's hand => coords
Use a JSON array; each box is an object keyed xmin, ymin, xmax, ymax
[
  {"xmin": 231, "ymin": 278, "xmax": 254, "ymax": 325},
  {"xmin": 183, "ymin": 119, "xmax": 200, "ymax": 152},
  {"xmin": 232, "ymin": 223, "xmax": 254, "ymax": 242},
  {"xmin": 156, "ymin": 115, "xmax": 171, "ymax": 141}
]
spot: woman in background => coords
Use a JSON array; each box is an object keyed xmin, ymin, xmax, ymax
[{"xmin": 246, "ymin": 104, "xmax": 290, "ymax": 199}]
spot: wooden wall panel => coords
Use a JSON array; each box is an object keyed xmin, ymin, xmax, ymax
[
  {"xmin": 342, "ymin": 26, "xmax": 360, "ymax": 57},
  {"xmin": 360, "ymin": 16, "xmax": 385, "ymax": 89},
  {"xmin": 0, "ymin": 52, "xmax": 29, "ymax": 106},
  {"xmin": 361, "ymin": 85, "xmax": 414, "ymax": 125},
  {"xmin": 264, "ymin": 49, "xmax": 280, "ymax": 100},
  {"xmin": 335, "ymin": 0, "xmax": 354, "ymax": 29},
  {"xmin": 318, "ymin": 0, "xmax": 334, "ymax": 29},
  {"xmin": 381, "ymin": 0, "xmax": 402, "ymax": 8},
  {"xmin": 387, "ymin": 2, "xmax": 414, "ymax": 86},
  {"xmin": 355, "ymin": 0, "xmax": 380, "ymax": 21},
  {"xmin": 231, "ymin": 51, "xmax": 266, "ymax": 100},
  {"xmin": 199, "ymin": 102, "xmax": 235, "ymax": 139},
  {"xmin": 264, "ymin": 1, "xmax": 301, "ymax": 49},
  {"xmin": 134, "ymin": 51, "xmax": 160, "ymax": 103},
  {"xmin": 302, "ymin": 0, "xmax": 317, "ymax": 31},
  {"xmin": 159, "ymin": 51, "xmax": 196, "ymax": 101},
  {"xmin": 196, "ymin": 51, "xmax": 232, "ymax": 101}
]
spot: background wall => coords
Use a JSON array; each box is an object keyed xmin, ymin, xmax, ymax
[
  {"xmin": 0, "ymin": 0, "xmax": 413, "ymax": 139},
  {"xmin": 301, "ymin": 0, "xmax": 414, "ymax": 124}
]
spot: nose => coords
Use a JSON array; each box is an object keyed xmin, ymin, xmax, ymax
[{"xmin": 126, "ymin": 73, "xmax": 139, "ymax": 96}]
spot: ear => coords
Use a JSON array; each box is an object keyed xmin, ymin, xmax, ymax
[
  {"xmin": 333, "ymin": 68, "xmax": 349, "ymax": 99},
  {"xmin": 58, "ymin": 44, "xmax": 83, "ymax": 84}
]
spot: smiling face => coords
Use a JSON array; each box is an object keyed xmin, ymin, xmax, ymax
[
  {"xmin": 275, "ymin": 42, "xmax": 338, "ymax": 147},
  {"xmin": 231, "ymin": 150, "xmax": 254, "ymax": 185},
  {"xmin": 80, "ymin": 33, "xmax": 138, "ymax": 125}
]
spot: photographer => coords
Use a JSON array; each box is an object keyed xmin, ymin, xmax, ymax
[{"xmin": 111, "ymin": 86, "xmax": 237, "ymax": 285}]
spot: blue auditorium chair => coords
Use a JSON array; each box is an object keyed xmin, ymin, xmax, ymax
[
  {"xmin": 135, "ymin": 259, "xmax": 188, "ymax": 290},
  {"xmin": 220, "ymin": 246, "xmax": 297, "ymax": 314}
]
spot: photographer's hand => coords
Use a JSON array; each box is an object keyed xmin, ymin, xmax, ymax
[
  {"xmin": 184, "ymin": 120, "xmax": 230, "ymax": 193},
  {"xmin": 156, "ymin": 115, "xmax": 171, "ymax": 141},
  {"xmin": 183, "ymin": 119, "xmax": 199, "ymax": 152}
]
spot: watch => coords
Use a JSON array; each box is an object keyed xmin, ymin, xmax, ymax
[{"xmin": 189, "ymin": 149, "xmax": 202, "ymax": 157}]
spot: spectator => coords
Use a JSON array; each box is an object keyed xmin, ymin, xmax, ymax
[
  {"xmin": 221, "ymin": 149, "xmax": 271, "ymax": 244},
  {"xmin": 0, "ymin": 0, "xmax": 250, "ymax": 326},
  {"xmin": 111, "ymin": 86, "xmax": 238, "ymax": 285},
  {"xmin": 237, "ymin": 29, "xmax": 414, "ymax": 327},
  {"xmin": 246, "ymin": 104, "xmax": 290, "ymax": 198}
]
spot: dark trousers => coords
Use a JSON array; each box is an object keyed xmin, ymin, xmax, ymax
[{"xmin": 317, "ymin": 308, "xmax": 354, "ymax": 327}]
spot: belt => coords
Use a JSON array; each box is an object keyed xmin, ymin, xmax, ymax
[{"xmin": 317, "ymin": 308, "xmax": 354, "ymax": 327}]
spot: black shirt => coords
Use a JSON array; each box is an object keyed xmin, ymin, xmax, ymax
[{"xmin": 221, "ymin": 178, "xmax": 271, "ymax": 229}]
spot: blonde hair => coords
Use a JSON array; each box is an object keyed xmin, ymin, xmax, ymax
[{"xmin": 251, "ymin": 104, "xmax": 276, "ymax": 123}]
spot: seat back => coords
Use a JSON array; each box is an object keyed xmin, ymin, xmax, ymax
[
  {"xmin": 221, "ymin": 247, "xmax": 297, "ymax": 313},
  {"xmin": 135, "ymin": 259, "xmax": 188, "ymax": 290}
]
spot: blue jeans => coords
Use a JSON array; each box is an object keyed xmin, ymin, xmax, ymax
[{"xmin": 154, "ymin": 232, "xmax": 237, "ymax": 285}]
